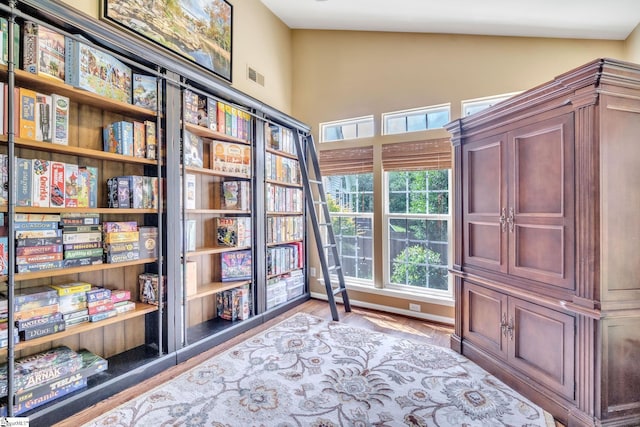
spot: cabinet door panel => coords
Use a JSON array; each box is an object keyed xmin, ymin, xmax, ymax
[
  {"xmin": 508, "ymin": 114, "xmax": 574, "ymax": 289},
  {"xmin": 462, "ymin": 281, "xmax": 508, "ymax": 360},
  {"xmin": 509, "ymin": 297, "xmax": 575, "ymax": 400},
  {"xmin": 463, "ymin": 138, "xmax": 507, "ymax": 273}
]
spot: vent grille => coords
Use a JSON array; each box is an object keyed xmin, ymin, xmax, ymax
[{"xmin": 247, "ymin": 66, "xmax": 265, "ymax": 86}]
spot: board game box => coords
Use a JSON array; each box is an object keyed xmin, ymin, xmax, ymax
[
  {"xmin": 23, "ymin": 21, "xmax": 65, "ymax": 82},
  {"xmin": 220, "ymin": 250, "xmax": 252, "ymax": 282},
  {"xmin": 66, "ymin": 38, "xmax": 131, "ymax": 104}
]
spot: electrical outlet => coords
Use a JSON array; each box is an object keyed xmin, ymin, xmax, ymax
[
  {"xmin": 409, "ymin": 303, "xmax": 421, "ymax": 312},
  {"xmin": 310, "ymin": 267, "xmax": 316, "ymax": 277}
]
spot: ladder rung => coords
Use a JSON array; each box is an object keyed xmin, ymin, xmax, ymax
[
  {"xmin": 308, "ymin": 179, "xmax": 322, "ymax": 184},
  {"xmin": 322, "ymin": 243, "xmax": 336, "ymax": 248},
  {"xmin": 319, "ymin": 222, "xmax": 332, "ymax": 227},
  {"xmin": 313, "ymin": 200, "xmax": 327, "ymax": 205},
  {"xmin": 328, "ymin": 265, "xmax": 342, "ymax": 272},
  {"xmin": 332, "ymin": 287, "xmax": 346, "ymax": 296}
]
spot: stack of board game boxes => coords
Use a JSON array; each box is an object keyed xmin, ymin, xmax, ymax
[
  {"xmin": 0, "ymin": 214, "xmax": 160, "ymax": 274},
  {"xmin": 0, "ymin": 282, "xmax": 136, "ymax": 343},
  {"xmin": 0, "ymin": 345, "xmax": 108, "ymax": 415}
]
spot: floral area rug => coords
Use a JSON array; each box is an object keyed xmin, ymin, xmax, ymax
[{"xmin": 83, "ymin": 313, "xmax": 555, "ymax": 427}]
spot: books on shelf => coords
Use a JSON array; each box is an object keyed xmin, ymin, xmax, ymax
[
  {"xmin": 220, "ymin": 250, "xmax": 252, "ymax": 282},
  {"xmin": 216, "ymin": 285, "xmax": 250, "ymax": 321},
  {"xmin": 265, "ymin": 152, "xmax": 300, "ymax": 184}
]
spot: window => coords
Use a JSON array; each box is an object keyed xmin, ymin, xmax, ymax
[
  {"xmin": 320, "ymin": 116, "xmax": 374, "ymax": 142},
  {"xmin": 461, "ymin": 92, "xmax": 520, "ymax": 117},
  {"xmin": 382, "ymin": 104, "xmax": 450, "ymax": 135},
  {"xmin": 385, "ymin": 170, "xmax": 451, "ymax": 292},
  {"xmin": 324, "ymin": 174, "xmax": 374, "ymax": 281}
]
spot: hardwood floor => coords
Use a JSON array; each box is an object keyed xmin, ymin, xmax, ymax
[
  {"xmin": 55, "ymin": 299, "xmax": 563, "ymax": 426},
  {"xmin": 54, "ymin": 299, "xmax": 453, "ymax": 426}
]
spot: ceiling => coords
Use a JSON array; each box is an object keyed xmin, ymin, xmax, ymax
[{"xmin": 259, "ymin": 0, "xmax": 640, "ymax": 40}]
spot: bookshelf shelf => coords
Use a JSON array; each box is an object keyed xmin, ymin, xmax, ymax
[
  {"xmin": 266, "ymin": 211, "xmax": 304, "ymax": 216},
  {"xmin": 14, "ymin": 207, "xmax": 157, "ymax": 214},
  {"xmin": 14, "ymin": 258, "xmax": 157, "ymax": 281},
  {"xmin": 0, "ymin": 303, "xmax": 158, "ymax": 356},
  {"xmin": 184, "ymin": 165, "xmax": 250, "ymax": 180},
  {"xmin": 0, "ymin": 137, "xmax": 158, "ymax": 165},
  {"xmin": 183, "ymin": 122, "xmax": 250, "ymax": 145},
  {"xmin": 265, "ymin": 179, "xmax": 302, "ymax": 189},
  {"xmin": 267, "ymin": 267, "xmax": 304, "ymax": 280},
  {"xmin": 186, "ymin": 209, "xmax": 250, "ymax": 215},
  {"xmin": 266, "ymin": 147, "xmax": 297, "ymax": 160},
  {"xmin": 187, "ymin": 280, "xmax": 251, "ymax": 302},
  {"xmin": 185, "ymin": 246, "xmax": 251, "ymax": 258},
  {"xmin": 1, "ymin": 66, "xmax": 158, "ymax": 119},
  {"xmin": 267, "ymin": 239, "xmax": 304, "ymax": 247}
]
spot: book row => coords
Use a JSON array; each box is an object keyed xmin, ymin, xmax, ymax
[
  {"xmin": 265, "ymin": 184, "xmax": 304, "ymax": 213},
  {"xmin": 2, "ymin": 156, "xmax": 98, "ymax": 209},
  {"xmin": 267, "ymin": 216, "xmax": 304, "ymax": 244},
  {"xmin": 106, "ymin": 175, "xmax": 160, "ymax": 209},
  {"xmin": 265, "ymin": 122, "xmax": 296, "ymax": 156},
  {"xmin": 0, "ymin": 215, "xmax": 158, "ymax": 274},
  {"xmin": 184, "ymin": 89, "xmax": 252, "ymax": 141},
  {"xmin": 216, "ymin": 285, "xmax": 250, "ymax": 321},
  {"xmin": 0, "ymin": 282, "xmax": 135, "ymax": 344},
  {"xmin": 265, "ymin": 151, "xmax": 300, "ymax": 185},
  {"xmin": 266, "ymin": 243, "xmax": 304, "ymax": 277},
  {"xmin": 0, "ymin": 83, "xmax": 70, "ymax": 144},
  {"xmin": 103, "ymin": 120, "xmax": 157, "ymax": 160}
]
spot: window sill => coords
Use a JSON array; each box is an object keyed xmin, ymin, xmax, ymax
[
  {"xmin": 311, "ymin": 280, "xmax": 454, "ymax": 325},
  {"xmin": 347, "ymin": 282, "xmax": 454, "ymax": 307}
]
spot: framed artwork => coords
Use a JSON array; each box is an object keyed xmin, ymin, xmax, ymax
[{"xmin": 102, "ymin": 0, "xmax": 232, "ymax": 81}]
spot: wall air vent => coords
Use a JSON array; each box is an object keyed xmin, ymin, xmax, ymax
[{"xmin": 247, "ymin": 66, "xmax": 265, "ymax": 86}]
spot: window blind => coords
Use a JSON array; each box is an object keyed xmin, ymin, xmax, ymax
[
  {"xmin": 319, "ymin": 146, "xmax": 374, "ymax": 175},
  {"xmin": 381, "ymin": 138, "xmax": 452, "ymax": 171}
]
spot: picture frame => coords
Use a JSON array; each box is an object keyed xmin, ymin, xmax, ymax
[{"xmin": 101, "ymin": 0, "xmax": 232, "ymax": 81}]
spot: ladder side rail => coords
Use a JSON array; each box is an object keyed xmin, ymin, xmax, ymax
[{"xmin": 293, "ymin": 132, "xmax": 341, "ymax": 320}]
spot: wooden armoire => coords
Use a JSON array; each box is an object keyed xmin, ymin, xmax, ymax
[{"xmin": 446, "ymin": 58, "xmax": 640, "ymax": 427}]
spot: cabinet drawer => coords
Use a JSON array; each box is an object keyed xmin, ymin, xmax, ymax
[
  {"xmin": 508, "ymin": 297, "xmax": 575, "ymax": 400},
  {"xmin": 462, "ymin": 281, "xmax": 509, "ymax": 360}
]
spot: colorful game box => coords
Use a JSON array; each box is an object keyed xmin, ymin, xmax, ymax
[{"xmin": 66, "ymin": 38, "xmax": 131, "ymax": 103}]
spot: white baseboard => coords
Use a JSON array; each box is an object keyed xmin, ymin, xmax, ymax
[{"xmin": 310, "ymin": 292, "xmax": 454, "ymax": 325}]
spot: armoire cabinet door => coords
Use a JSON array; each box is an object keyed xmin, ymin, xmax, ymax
[
  {"xmin": 508, "ymin": 297, "xmax": 575, "ymax": 400},
  {"xmin": 507, "ymin": 113, "xmax": 575, "ymax": 289},
  {"xmin": 462, "ymin": 280, "xmax": 509, "ymax": 361},
  {"xmin": 462, "ymin": 136, "xmax": 508, "ymax": 274}
]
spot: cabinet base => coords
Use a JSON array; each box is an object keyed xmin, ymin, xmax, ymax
[{"xmin": 460, "ymin": 339, "xmax": 573, "ymax": 426}]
